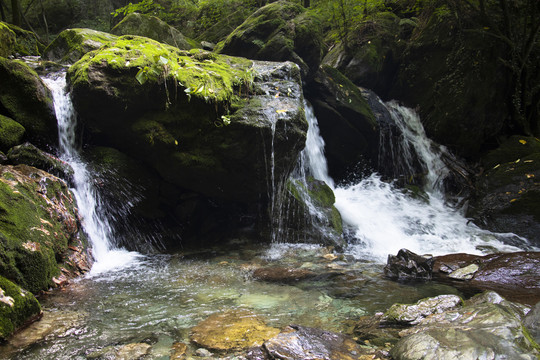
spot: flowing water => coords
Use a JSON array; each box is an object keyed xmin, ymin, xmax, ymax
[{"xmin": 2, "ymin": 78, "xmax": 535, "ymax": 358}]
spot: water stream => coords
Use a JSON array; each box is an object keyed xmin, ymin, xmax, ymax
[{"xmin": 1, "ymin": 78, "xmax": 534, "ymax": 358}]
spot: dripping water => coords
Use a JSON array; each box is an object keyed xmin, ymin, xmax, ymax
[{"xmin": 43, "ymin": 72, "xmax": 142, "ymax": 275}]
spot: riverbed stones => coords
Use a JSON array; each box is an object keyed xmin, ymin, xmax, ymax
[
  {"xmin": 382, "ymin": 295, "xmax": 462, "ymax": 326},
  {"xmin": 190, "ymin": 309, "xmax": 280, "ymax": 351}
]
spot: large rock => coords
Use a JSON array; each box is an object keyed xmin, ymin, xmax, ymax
[
  {"xmin": 0, "ymin": 165, "xmax": 86, "ymax": 294},
  {"xmin": 305, "ymin": 66, "xmax": 378, "ymax": 181},
  {"xmin": 216, "ymin": 0, "xmax": 324, "ymax": 79},
  {"xmin": 469, "ymin": 136, "xmax": 540, "ymax": 246},
  {"xmin": 0, "ymin": 22, "xmax": 43, "ymax": 57},
  {"xmin": 390, "ymin": 292, "xmax": 539, "ymax": 360},
  {"xmin": 7, "ymin": 142, "xmax": 73, "ymax": 180},
  {"xmin": 0, "ymin": 115, "xmax": 25, "ymax": 152},
  {"xmin": 0, "ymin": 22, "xmax": 16, "ymax": 57},
  {"xmin": 43, "ymin": 28, "xmax": 118, "ymax": 64},
  {"xmin": 433, "ymin": 252, "xmax": 540, "ymax": 306},
  {"xmin": 0, "ymin": 275, "xmax": 41, "ymax": 341},
  {"xmin": 111, "ymin": 13, "xmax": 193, "ymax": 50},
  {"xmin": 0, "ymin": 57, "xmax": 57, "ymax": 146},
  {"xmin": 67, "ymin": 35, "xmax": 307, "ymax": 207}
]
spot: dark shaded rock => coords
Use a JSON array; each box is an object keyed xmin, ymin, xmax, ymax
[
  {"xmin": 0, "ymin": 165, "xmax": 84, "ymax": 294},
  {"xmin": 524, "ymin": 302, "xmax": 540, "ymax": 344},
  {"xmin": 263, "ymin": 325, "xmax": 375, "ymax": 360},
  {"xmin": 216, "ymin": 0, "xmax": 324, "ymax": 79},
  {"xmin": 7, "ymin": 143, "xmax": 73, "ymax": 181},
  {"xmin": 469, "ymin": 136, "xmax": 540, "ymax": 246},
  {"xmin": 384, "ymin": 249, "xmax": 434, "ymax": 281},
  {"xmin": 433, "ymin": 252, "xmax": 540, "ymax": 305},
  {"xmin": 0, "ymin": 114, "xmax": 25, "ymax": 152},
  {"xmin": 111, "ymin": 13, "xmax": 193, "ymax": 50},
  {"xmin": 0, "ymin": 21, "xmax": 43, "ymax": 57},
  {"xmin": 43, "ymin": 28, "xmax": 117, "ymax": 64},
  {"xmin": 252, "ymin": 266, "xmax": 315, "ymax": 283},
  {"xmin": 305, "ymin": 65, "xmax": 378, "ymax": 181},
  {"xmin": 0, "ymin": 275, "xmax": 42, "ymax": 341},
  {"xmin": 390, "ymin": 291, "xmax": 538, "ymax": 360},
  {"xmin": 0, "ymin": 57, "xmax": 58, "ymax": 146}
]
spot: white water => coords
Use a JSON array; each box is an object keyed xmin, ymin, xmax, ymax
[
  {"xmin": 43, "ymin": 73, "xmax": 142, "ymax": 275},
  {"xmin": 302, "ymin": 102, "xmax": 529, "ymax": 262}
]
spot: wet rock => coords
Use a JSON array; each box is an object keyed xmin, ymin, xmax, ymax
[
  {"xmin": 447, "ymin": 263, "xmax": 479, "ymax": 280},
  {"xmin": 190, "ymin": 309, "xmax": 280, "ymax": 351},
  {"xmin": 353, "ymin": 314, "xmax": 401, "ymax": 347},
  {"xmin": 524, "ymin": 302, "xmax": 540, "ymax": 343},
  {"xmin": 0, "ymin": 276, "xmax": 41, "ymax": 341},
  {"xmin": 263, "ymin": 325, "xmax": 376, "ymax": 360},
  {"xmin": 252, "ymin": 266, "xmax": 316, "ymax": 283},
  {"xmin": 170, "ymin": 342, "xmax": 188, "ymax": 359},
  {"xmin": 0, "ymin": 57, "xmax": 58, "ymax": 146},
  {"xmin": 382, "ymin": 295, "xmax": 462, "ymax": 326},
  {"xmin": 433, "ymin": 252, "xmax": 540, "ymax": 305},
  {"xmin": 383, "ymin": 249, "xmax": 434, "ymax": 281},
  {"xmin": 112, "ymin": 13, "xmax": 192, "ymax": 50},
  {"xmin": 390, "ymin": 292, "xmax": 538, "ymax": 360},
  {"xmin": 43, "ymin": 28, "xmax": 117, "ymax": 64},
  {"xmin": 7, "ymin": 142, "xmax": 74, "ymax": 181},
  {"xmin": 195, "ymin": 347, "xmax": 213, "ymax": 357},
  {"xmin": 115, "ymin": 343, "xmax": 152, "ymax": 360}
]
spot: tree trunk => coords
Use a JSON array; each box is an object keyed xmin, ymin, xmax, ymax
[
  {"xmin": 11, "ymin": 0, "xmax": 21, "ymax": 26},
  {"xmin": 0, "ymin": 0, "xmax": 6, "ymax": 21}
]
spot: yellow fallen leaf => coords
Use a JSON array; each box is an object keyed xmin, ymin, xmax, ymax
[
  {"xmin": 519, "ymin": 139, "xmax": 527, "ymax": 144},
  {"xmin": 515, "ymin": 159, "xmax": 521, "ymax": 163},
  {"xmin": 510, "ymin": 198, "xmax": 517, "ymax": 203},
  {"xmin": 275, "ymin": 92, "xmax": 280, "ymax": 98},
  {"xmin": 526, "ymin": 174, "xmax": 535, "ymax": 178},
  {"xmin": 524, "ymin": 160, "xmax": 534, "ymax": 163},
  {"xmin": 174, "ymin": 140, "xmax": 179, "ymax": 146},
  {"xmin": 276, "ymin": 109, "xmax": 287, "ymax": 114},
  {"xmin": 493, "ymin": 164, "xmax": 500, "ymax": 169}
]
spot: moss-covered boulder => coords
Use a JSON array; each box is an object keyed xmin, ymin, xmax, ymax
[
  {"xmin": 0, "ymin": 22, "xmax": 43, "ymax": 57},
  {"xmin": 0, "ymin": 57, "xmax": 57, "ymax": 146},
  {"xmin": 0, "ymin": 275, "xmax": 41, "ymax": 341},
  {"xmin": 7, "ymin": 142, "xmax": 73, "ymax": 180},
  {"xmin": 67, "ymin": 36, "xmax": 307, "ymax": 209},
  {"xmin": 0, "ymin": 115, "xmax": 25, "ymax": 152},
  {"xmin": 0, "ymin": 165, "xmax": 84, "ymax": 294},
  {"xmin": 469, "ymin": 136, "xmax": 540, "ymax": 246},
  {"xmin": 43, "ymin": 28, "xmax": 118, "ymax": 64},
  {"xmin": 216, "ymin": 0, "xmax": 324, "ymax": 79},
  {"xmin": 111, "ymin": 13, "xmax": 193, "ymax": 50},
  {"xmin": 305, "ymin": 65, "xmax": 378, "ymax": 181}
]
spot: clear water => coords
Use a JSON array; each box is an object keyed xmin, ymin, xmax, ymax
[{"xmin": 0, "ymin": 242, "xmax": 461, "ymax": 359}]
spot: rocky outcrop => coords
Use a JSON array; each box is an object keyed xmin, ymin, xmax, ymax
[
  {"xmin": 111, "ymin": 13, "xmax": 193, "ymax": 50},
  {"xmin": 0, "ymin": 165, "xmax": 87, "ymax": 294},
  {"xmin": 216, "ymin": 0, "xmax": 324, "ymax": 79},
  {"xmin": 0, "ymin": 276, "xmax": 41, "ymax": 341},
  {"xmin": 43, "ymin": 28, "xmax": 118, "ymax": 64},
  {"xmin": 469, "ymin": 136, "xmax": 540, "ymax": 246},
  {"xmin": 0, "ymin": 57, "xmax": 57, "ymax": 147},
  {"xmin": 305, "ymin": 65, "xmax": 378, "ymax": 181},
  {"xmin": 67, "ymin": 35, "xmax": 307, "ymax": 242}
]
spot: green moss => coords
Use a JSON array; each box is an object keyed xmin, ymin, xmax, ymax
[
  {"xmin": 0, "ymin": 115, "xmax": 25, "ymax": 152},
  {"xmin": 521, "ymin": 325, "xmax": 540, "ymax": 353},
  {"xmin": 69, "ymin": 35, "xmax": 255, "ymax": 105},
  {"xmin": 1, "ymin": 22, "xmax": 43, "ymax": 56},
  {"xmin": 0, "ymin": 275, "xmax": 41, "ymax": 341},
  {"xmin": 44, "ymin": 28, "xmax": 118, "ymax": 64},
  {"xmin": 0, "ymin": 23, "xmax": 16, "ymax": 57}
]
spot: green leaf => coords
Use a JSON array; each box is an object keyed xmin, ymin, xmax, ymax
[
  {"xmin": 159, "ymin": 56, "xmax": 169, "ymax": 65},
  {"xmin": 135, "ymin": 68, "xmax": 148, "ymax": 85}
]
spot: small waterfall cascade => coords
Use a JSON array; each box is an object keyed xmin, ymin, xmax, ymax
[
  {"xmin": 43, "ymin": 72, "xmax": 142, "ymax": 275},
  {"xmin": 301, "ymin": 99, "xmax": 529, "ymax": 262}
]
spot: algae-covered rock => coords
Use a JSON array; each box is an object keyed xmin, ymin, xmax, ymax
[
  {"xmin": 0, "ymin": 276, "xmax": 41, "ymax": 341},
  {"xmin": 217, "ymin": 0, "xmax": 324, "ymax": 79},
  {"xmin": 0, "ymin": 23, "xmax": 16, "ymax": 57},
  {"xmin": 306, "ymin": 65, "xmax": 378, "ymax": 181},
  {"xmin": 0, "ymin": 57, "xmax": 57, "ymax": 146},
  {"xmin": 111, "ymin": 13, "xmax": 193, "ymax": 50},
  {"xmin": 7, "ymin": 143, "xmax": 73, "ymax": 180},
  {"xmin": 469, "ymin": 136, "xmax": 540, "ymax": 246},
  {"xmin": 190, "ymin": 309, "xmax": 280, "ymax": 351},
  {"xmin": 68, "ymin": 36, "xmax": 307, "ymax": 207},
  {"xmin": 0, "ymin": 115, "xmax": 25, "ymax": 152},
  {"xmin": 43, "ymin": 28, "xmax": 118, "ymax": 64},
  {"xmin": 0, "ymin": 165, "xmax": 82, "ymax": 294},
  {"xmin": 390, "ymin": 292, "xmax": 538, "ymax": 360},
  {"xmin": 0, "ymin": 22, "xmax": 43, "ymax": 57}
]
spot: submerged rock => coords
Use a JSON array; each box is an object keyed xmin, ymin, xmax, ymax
[
  {"xmin": 252, "ymin": 266, "xmax": 315, "ymax": 283},
  {"xmin": 0, "ymin": 276, "xmax": 41, "ymax": 341},
  {"xmin": 111, "ymin": 13, "xmax": 193, "ymax": 50},
  {"xmin": 190, "ymin": 309, "xmax": 280, "ymax": 351},
  {"xmin": 0, "ymin": 57, "xmax": 57, "ymax": 146}
]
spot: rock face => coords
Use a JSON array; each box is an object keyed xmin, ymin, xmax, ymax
[
  {"xmin": 433, "ymin": 252, "xmax": 540, "ymax": 305},
  {"xmin": 469, "ymin": 136, "xmax": 540, "ymax": 246},
  {"xmin": 68, "ymin": 35, "xmax": 307, "ymax": 243},
  {"xmin": 43, "ymin": 28, "xmax": 118, "ymax": 64},
  {"xmin": 0, "ymin": 276, "xmax": 41, "ymax": 341},
  {"xmin": 389, "ymin": 292, "xmax": 538, "ymax": 360},
  {"xmin": 0, "ymin": 57, "xmax": 57, "ymax": 146},
  {"xmin": 111, "ymin": 13, "xmax": 192, "ymax": 50},
  {"xmin": 217, "ymin": 0, "xmax": 324, "ymax": 79},
  {"xmin": 0, "ymin": 165, "xmax": 86, "ymax": 294},
  {"xmin": 190, "ymin": 309, "xmax": 280, "ymax": 351}
]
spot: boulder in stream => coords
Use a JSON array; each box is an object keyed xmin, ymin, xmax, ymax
[
  {"xmin": 384, "ymin": 249, "xmax": 434, "ymax": 281},
  {"xmin": 0, "ymin": 276, "xmax": 41, "ymax": 341}
]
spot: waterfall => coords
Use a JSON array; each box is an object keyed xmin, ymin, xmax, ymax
[
  {"xmin": 302, "ymin": 100, "xmax": 530, "ymax": 262},
  {"xmin": 43, "ymin": 72, "xmax": 142, "ymax": 275}
]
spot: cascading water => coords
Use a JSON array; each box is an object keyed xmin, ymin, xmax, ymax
[
  {"xmin": 43, "ymin": 72, "xmax": 142, "ymax": 275},
  {"xmin": 302, "ymin": 100, "xmax": 532, "ymax": 262}
]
